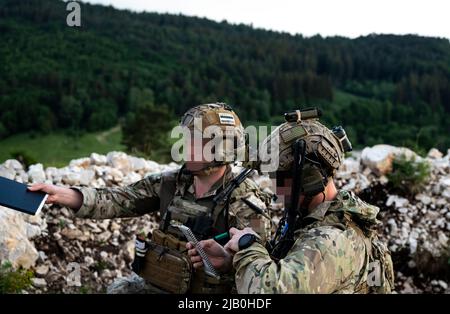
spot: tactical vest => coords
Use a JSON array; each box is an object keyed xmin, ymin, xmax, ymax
[
  {"xmin": 300, "ymin": 211, "xmax": 395, "ymax": 294},
  {"xmin": 137, "ymin": 170, "xmax": 237, "ymax": 294}
]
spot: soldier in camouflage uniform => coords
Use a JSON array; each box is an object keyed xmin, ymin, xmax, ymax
[
  {"xmin": 187, "ymin": 108, "xmax": 395, "ymax": 293},
  {"xmin": 29, "ymin": 103, "xmax": 273, "ymax": 294}
]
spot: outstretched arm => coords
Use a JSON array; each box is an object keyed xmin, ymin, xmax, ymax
[{"xmin": 28, "ymin": 173, "xmax": 164, "ymax": 219}]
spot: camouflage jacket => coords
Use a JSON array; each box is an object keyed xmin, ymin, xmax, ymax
[
  {"xmin": 233, "ymin": 190, "xmax": 395, "ymax": 294},
  {"xmin": 74, "ymin": 165, "xmax": 273, "ymax": 242}
]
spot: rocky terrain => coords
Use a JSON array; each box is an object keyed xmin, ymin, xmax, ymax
[
  {"xmin": 0, "ymin": 146, "xmax": 449, "ymax": 294},
  {"xmin": 336, "ymin": 145, "xmax": 449, "ymax": 293}
]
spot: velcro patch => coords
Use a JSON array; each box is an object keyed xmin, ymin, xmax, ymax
[
  {"xmin": 218, "ymin": 113, "xmax": 236, "ymax": 125},
  {"xmin": 280, "ymin": 125, "xmax": 307, "ymax": 143}
]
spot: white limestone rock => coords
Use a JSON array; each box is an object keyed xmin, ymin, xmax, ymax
[
  {"xmin": 122, "ymin": 172, "xmax": 142, "ymax": 186},
  {"xmin": 79, "ymin": 169, "xmax": 96, "ymax": 186},
  {"xmin": 427, "ymin": 148, "xmax": 443, "ymax": 159},
  {"xmin": 28, "ymin": 164, "xmax": 46, "ymax": 183},
  {"xmin": 107, "ymin": 151, "xmax": 131, "ymax": 173},
  {"xmin": 90, "ymin": 153, "xmax": 107, "ymax": 166},
  {"xmin": 128, "ymin": 156, "xmax": 147, "ymax": 172},
  {"xmin": 0, "ymin": 206, "xmax": 39, "ymax": 269},
  {"xmin": 69, "ymin": 157, "xmax": 91, "ymax": 169},
  {"xmin": 3, "ymin": 159, "xmax": 23, "ymax": 171},
  {"xmin": 361, "ymin": 144, "xmax": 419, "ymax": 176}
]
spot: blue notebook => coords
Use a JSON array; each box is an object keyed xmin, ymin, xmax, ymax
[{"xmin": 0, "ymin": 176, "xmax": 48, "ymax": 215}]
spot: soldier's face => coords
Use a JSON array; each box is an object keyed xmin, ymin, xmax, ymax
[
  {"xmin": 275, "ymin": 178, "xmax": 292, "ymax": 197},
  {"xmin": 274, "ymin": 171, "xmax": 292, "ymax": 197},
  {"xmin": 276, "ymin": 178, "xmax": 292, "ymax": 208},
  {"xmin": 275, "ymin": 177, "xmax": 305, "ymax": 209},
  {"xmin": 185, "ymin": 138, "xmax": 215, "ymax": 174}
]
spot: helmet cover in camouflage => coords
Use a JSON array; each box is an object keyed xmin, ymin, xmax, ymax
[
  {"xmin": 180, "ymin": 103, "xmax": 245, "ymax": 164},
  {"xmin": 260, "ymin": 110, "xmax": 348, "ymax": 195}
]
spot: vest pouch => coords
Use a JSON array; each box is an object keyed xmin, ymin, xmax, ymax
[
  {"xmin": 152, "ymin": 229, "xmax": 167, "ymax": 245},
  {"xmin": 179, "ymin": 240, "xmax": 187, "ymax": 251},
  {"xmin": 140, "ymin": 241, "xmax": 192, "ymax": 294},
  {"xmin": 190, "ymin": 269, "xmax": 232, "ymax": 294},
  {"xmin": 164, "ymin": 233, "xmax": 181, "ymax": 250}
]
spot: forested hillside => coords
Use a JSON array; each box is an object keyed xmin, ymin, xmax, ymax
[{"xmin": 1, "ymin": 0, "xmax": 449, "ymax": 152}]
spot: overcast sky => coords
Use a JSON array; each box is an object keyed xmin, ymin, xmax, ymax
[{"xmin": 82, "ymin": 0, "xmax": 450, "ymax": 39}]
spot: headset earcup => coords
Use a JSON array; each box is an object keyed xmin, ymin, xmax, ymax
[{"xmin": 301, "ymin": 164, "xmax": 326, "ymax": 196}]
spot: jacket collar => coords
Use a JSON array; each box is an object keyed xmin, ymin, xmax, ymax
[{"xmin": 304, "ymin": 189, "xmax": 380, "ymax": 224}]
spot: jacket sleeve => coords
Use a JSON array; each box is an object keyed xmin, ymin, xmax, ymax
[
  {"xmin": 73, "ymin": 173, "xmax": 163, "ymax": 219},
  {"xmin": 228, "ymin": 178, "xmax": 274, "ymax": 244},
  {"xmin": 232, "ymin": 225, "xmax": 367, "ymax": 294}
]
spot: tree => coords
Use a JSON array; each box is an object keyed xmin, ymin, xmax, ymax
[
  {"xmin": 1, "ymin": 0, "xmax": 450, "ymax": 152},
  {"xmin": 86, "ymin": 99, "xmax": 117, "ymax": 131},
  {"xmin": 60, "ymin": 95, "xmax": 83, "ymax": 130},
  {"xmin": 121, "ymin": 102, "xmax": 176, "ymax": 160},
  {"xmin": 0, "ymin": 122, "xmax": 7, "ymax": 139}
]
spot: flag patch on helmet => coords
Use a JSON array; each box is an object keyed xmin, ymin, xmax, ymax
[{"xmin": 218, "ymin": 113, "xmax": 236, "ymax": 125}]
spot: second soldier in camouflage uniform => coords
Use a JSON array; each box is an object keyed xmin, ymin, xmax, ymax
[{"xmin": 188, "ymin": 108, "xmax": 395, "ymax": 294}]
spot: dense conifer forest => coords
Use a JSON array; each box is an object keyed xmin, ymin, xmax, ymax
[{"xmin": 1, "ymin": 0, "xmax": 449, "ymax": 152}]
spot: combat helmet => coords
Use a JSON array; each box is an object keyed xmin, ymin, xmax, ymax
[
  {"xmin": 261, "ymin": 108, "xmax": 352, "ymax": 196},
  {"xmin": 180, "ymin": 102, "xmax": 245, "ymax": 165}
]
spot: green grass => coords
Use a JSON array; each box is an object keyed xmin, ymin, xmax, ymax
[
  {"xmin": 387, "ymin": 153, "xmax": 431, "ymax": 196},
  {"xmin": 0, "ymin": 126, "xmax": 125, "ymax": 168},
  {"xmin": 0, "ymin": 261, "xmax": 34, "ymax": 294}
]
